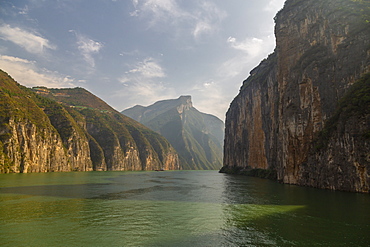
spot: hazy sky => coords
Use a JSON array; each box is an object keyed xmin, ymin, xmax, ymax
[{"xmin": 0, "ymin": 0, "xmax": 285, "ymax": 120}]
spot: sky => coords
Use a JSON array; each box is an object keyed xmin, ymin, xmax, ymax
[{"xmin": 0, "ymin": 0, "xmax": 285, "ymax": 120}]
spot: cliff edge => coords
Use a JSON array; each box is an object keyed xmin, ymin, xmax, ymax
[
  {"xmin": 0, "ymin": 71, "xmax": 180, "ymax": 173},
  {"xmin": 221, "ymin": 0, "xmax": 370, "ymax": 192}
]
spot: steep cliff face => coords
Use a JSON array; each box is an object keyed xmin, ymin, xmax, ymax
[
  {"xmin": 275, "ymin": 0, "xmax": 370, "ymax": 185},
  {"xmin": 0, "ymin": 71, "xmax": 88, "ymax": 173},
  {"xmin": 123, "ymin": 96, "xmax": 224, "ymax": 170},
  {"xmin": 222, "ymin": 0, "xmax": 370, "ymax": 192},
  {"xmin": 38, "ymin": 97, "xmax": 93, "ymax": 171},
  {"xmin": 0, "ymin": 71, "xmax": 180, "ymax": 173},
  {"xmin": 300, "ymin": 73, "xmax": 370, "ymax": 192},
  {"xmin": 36, "ymin": 87, "xmax": 181, "ymax": 172},
  {"xmin": 223, "ymin": 53, "xmax": 279, "ymax": 174}
]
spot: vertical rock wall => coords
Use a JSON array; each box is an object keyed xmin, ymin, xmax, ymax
[
  {"xmin": 0, "ymin": 70, "xmax": 180, "ymax": 173},
  {"xmin": 0, "ymin": 119, "xmax": 70, "ymax": 173},
  {"xmin": 222, "ymin": 0, "xmax": 370, "ymax": 192}
]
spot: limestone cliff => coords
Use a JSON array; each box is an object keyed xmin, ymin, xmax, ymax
[
  {"xmin": 0, "ymin": 72, "xmax": 86, "ymax": 173},
  {"xmin": 0, "ymin": 70, "xmax": 180, "ymax": 173},
  {"xmin": 221, "ymin": 0, "xmax": 370, "ymax": 192}
]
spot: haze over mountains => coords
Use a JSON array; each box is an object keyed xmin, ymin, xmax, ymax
[
  {"xmin": 0, "ymin": 69, "xmax": 224, "ymax": 173},
  {"xmin": 122, "ymin": 96, "xmax": 224, "ymax": 170}
]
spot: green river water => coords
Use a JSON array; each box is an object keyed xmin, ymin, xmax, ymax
[{"xmin": 0, "ymin": 170, "xmax": 369, "ymax": 246}]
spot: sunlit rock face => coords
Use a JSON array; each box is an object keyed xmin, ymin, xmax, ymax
[
  {"xmin": 0, "ymin": 71, "xmax": 180, "ymax": 173},
  {"xmin": 222, "ymin": 0, "xmax": 370, "ymax": 193}
]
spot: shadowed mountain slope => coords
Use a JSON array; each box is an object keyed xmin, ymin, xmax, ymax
[{"xmin": 122, "ymin": 96, "xmax": 224, "ymax": 170}]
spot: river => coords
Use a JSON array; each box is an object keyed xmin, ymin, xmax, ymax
[{"xmin": 0, "ymin": 170, "xmax": 368, "ymax": 246}]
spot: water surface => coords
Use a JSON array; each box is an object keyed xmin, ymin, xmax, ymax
[{"xmin": 0, "ymin": 171, "xmax": 368, "ymax": 246}]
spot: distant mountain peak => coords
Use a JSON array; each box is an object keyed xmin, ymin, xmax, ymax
[
  {"xmin": 176, "ymin": 95, "xmax": 193, "ymax": 114},
  {"xmin": 122, "ymin": 96, "xmax": 225, "ymax": 170},
  {"xmin": 177, "ymin": 95, "xmax": 192, "ymax": 105}
]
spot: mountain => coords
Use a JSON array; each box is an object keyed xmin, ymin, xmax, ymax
[
  {"xmin": 122, "ymin": 96, "xmax": 224, "ymax": 170},
  {"xmin": 0, "ymin": 70, "xmax": 179, "ymax": 173},
  {"xmin": 221, "ymin": 0, "xmax": 370, "ymax": 193}
]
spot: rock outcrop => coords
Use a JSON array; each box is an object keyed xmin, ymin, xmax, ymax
[
  {"xmin": 0, "ymin": 70, "xmax": 180, "ymax": 173},
  {"xmin": 122, "ymin": 96, "xmax": 224, "ymax": 170},
  {"xmin": 221, "ymin": 0, "xmax": 370, "ymax": 192}
]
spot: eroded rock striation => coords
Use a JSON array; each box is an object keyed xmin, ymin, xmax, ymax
[
  {"xmin": 221, "ymin": 0, "xmax": 370, "ymax": 192},
  {"xmin": 0, "ymin": 70, "xmax": 180, "ymax": 173}
]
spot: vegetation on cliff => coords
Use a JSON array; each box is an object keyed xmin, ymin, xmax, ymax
[
  {"xmin": 222, "ymin": 0, "xmax": 370, "ymax": 193},
  {"xmin": 0, "ymin": 69, "xmax": 180, "ymax": 173},
  {"xmin": 314, "ymin": 73, "xmax": 370, "ymax": 151}
]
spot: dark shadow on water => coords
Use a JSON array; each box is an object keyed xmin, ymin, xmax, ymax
[
  {"xmin": 220, "ymin": 173, "xmax": 370, "ymax": 246},
  {"xmin": 0, "ymin": 183, "xmax": 112, "ymax": 199}
]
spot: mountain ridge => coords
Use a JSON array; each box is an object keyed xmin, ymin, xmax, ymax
[
  {"xmin": 122, "ymin": 96, "xmax": 224, "ymax": 170},
  {"xmin": 0, "ymin": 70, "xmax": 180, "ymax": 173}
]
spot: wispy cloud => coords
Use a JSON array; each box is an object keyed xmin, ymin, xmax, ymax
[
  {"xmin": 131, "ymin": 0, "xmax": 226, "ymax": 39},
  {"xmin": 71, "ymin": 31, "xmax": 103, "ymax": 67},
  {"xmin": 120, "ymin": 57, "xmax": 166, "ymax": 83},
  {"xmin": 18, "ymin": 5, "xmax": 29, "ymax": 15},
  {"xmin": 193, "ymin": 21, "xmax": 212, "ymax": 39},
  {"xmin": 117, "ymin": 57, "xmax": 176, "ymax": 108},
  {"xmin": 0, "ymin": 24, "xmax": 56, "ymax": 55},
  {"xmin": 264, "ymin": 0, "xmax": 285, "ymax": 12},
  {"xmin": 0, "ymin": 55, "xmax": 75, "ymax": 88},
  {"xmin": 119, "ymin": 80, "xmax": 175, "ymax": 103},
  {"xmin": 132, "ymin": 0, "xmax": 184, "ymax": 23},
  {"xmin": 227, "ymin": 36, "xmax": 265, "ymax": 58},
  {"xmin": 192, "ymin": 2, "xmax": 226, "ymax": 39},
  {"xmin": 222, "ymin": 35, "xmax": 275, "ymax": 78},
  {"xmin": 119, "ymin": 49, "xmax": 141, "ymax": 57},
  {"xmin": 188, "ymin": 80, "xmax": 227, "ymax": 120}
]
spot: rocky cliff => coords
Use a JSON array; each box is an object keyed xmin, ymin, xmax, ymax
[
  {"xmin": 0, "ymin": 70, "xmax": 180, "ymax": 173},
  {"xmin": 221, "ymin": 0, "xmax": 370, "ymax": 192},
  {"xmin": 122, "ymin": 96, "xmax": 224, "ymax": 170}
]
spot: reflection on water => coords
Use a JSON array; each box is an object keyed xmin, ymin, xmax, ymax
[{"xmin": 0, "ymin": 171, "xmax": 369, "ymax": 246}]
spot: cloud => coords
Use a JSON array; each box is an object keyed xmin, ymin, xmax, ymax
[
  {"xmin": 120, "ymin": 80, "xmax": 175, "ymax": 102},
  {"xmin": 119, "ymin": 49, "xmax": 141, "ymax": 57},
  {"xmin": 117, "ymin": 57, "xmax": 176, "ymax": 108},
  {"xmin": 192, "ymin": 2, "xmax": 226, "ymax": 39},
  {"xmin": 131, "ymin": 0, "xmax": 226, "ymax": 39},
  {"xmin": 222, "ymin": 35, "xmax": 275, "ymax": 78},
  {"xmin": 116, "ymin": 79, "xmax": 176, "ymax": 110},
  {"xmin": 0, "ymin": 24, "xmax": 56, "ymax": 55},
  {"xmin": 193, "ymin": 21, "xmax": 213, "ymax": 39},
  {"xmin": 227, "ymin": 36, "xmax": 265, "ymax": 58},
  {"xmin": 134, "ymin": 0, "xmax": 184, "ymax": 22},
  {"xmin": 121, "ymin": 57, "xmax": 166, "ymax": 82},
  {"xmin": 71, "ymin": 31, "xmax": 103, "ymax": 67},
  {"xmin": 19, "ymin": 5, "xmax": 29, "ymax": 15},
  {"xmin": 0, "ymin": 55, "xmax": 75, "ymax": 88},
  {"xmin": 264, "ymin": 0, "xmax": 285, "ymax": 12},
  {"xmin": 187, "ymin": 80, "xmax": 227, "ymax": 120}
]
